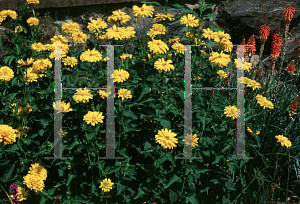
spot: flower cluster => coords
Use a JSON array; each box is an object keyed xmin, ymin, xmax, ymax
[
  {"xmin": 0, "ymin": 9, "xmax": 18, "ymax": 25},
  {"xmin": 237, "ymin": 77, "xmax": 261, "ymax": 91},
  {"xmin": 0, "ymin": 125, "xmax": 18, "ymax": 145},
  {"xmin": 9, "ymin": 183, "xmax": 20, "ymax": 204},
  {"xmin": 255, "ymin": 94, "xmax": 274, "ymax": 110},
  {"xmin": 23, "ymin": 163, "xmax": 47, "ymax": 193},
  {"xmin": 275, "ymin": 135, "xmax": 292, "ymax": 148}
]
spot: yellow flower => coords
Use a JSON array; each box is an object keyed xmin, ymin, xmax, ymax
[
  {"xmin": 98, "ymin": 90, "xmax": 108, "ymax": 99},
  {"xmin": 182, "ymin": 133, "xmax": 199, "ymax": 148},
  {"xmin": 53, "ymin": 101, "xmax": 73, "ymax": 113},
  {"xmin": 180, "ymin": 14, "xmax": 199, "ymax": 27},
  {"xmin": 110, "ymin": 69, "xmax": 130, "ymax": 83},
  {"xmin": 62, "ymin": 56, "xmax": 78, "ymax": 68},
  {"xmin": 11, "ymin": 101, "xmax": 33, "ymax": 117},
  {"xmin": 23, "ymin": 68, "xmax": 39, "ymax": 84},
  {"xmin": 32, "ymin": 58, "xmax": 52, "ymax": 73},
  {"xmin": 6, "ymin": 10, "xmax": 17, "ymax": 19},
  {"xmin": 80, "ymin": 49, "xmax": 102, "ymax": 63},
  {"xmin": 148, "ymin": 39, "xmax": 169, "ymax": 55},
  {"xmin": 83, "ymin": 111, "xmax": 105, "ymax": 126},
  {"xmin": 0, "ymin": 66, "xmax": 14, "ymax": 82},
  {"xmin": 168, "ymin": 38, "xmax": 180, "ymax": 44},
  {"xmin": 23, "ymin": 174, "xmax": 45, "ymax": 193},
  {"xmin": 15, "ymin": 25, "xmax": 23, "ymax": 33},
  {"xmin": 51, "ymin": 35, "xmax": 68, "ymax": 45},
  {"xmin": 132, "ymin": 3, "xmax": 154, "ymax": 19},
  {"xmin": 27, "ymin": 0, "xmax": 39, "ymax": 5},
  {"xmin": 202, "ymin": 28, "xmax": 215, "ymax": 40},
  {"xmin": 154, "ymin": 13, "xmax": 175, "ymax": 21},
  {"xmin": 255, "ymin": 94, "xmax": 274, "ymax": 109},
  {"xmin": 106, "ymin": 25, "xmax": 126, "ymax": 41},
  {"xmin": 31, "ymin": 42, "xmax": 46, "ymax": 52},
  {"xmin": 99, "ymin": 178, "xmax": 114, "ymax": 192},
  {"xmin": 217, "ymin": 70, "xmax": 227, "ymax": 79},
  {"xmin": 57, "ymin": 129, "xmax": 68, "ymax": 137},
  {"xmin": 247, "ymin": 80, "xmax": 261, "ymax": 90},
  {"xmin": 247, "ymin": 127, "xmax": 260, "ymax": 136},
  {"xmin": 18, "ymin": 58, "xmax": 34, "ymax": 66},
  {"xmin": 107, "ymin": 9, "xmax": 131, "ymax": 25},
  {"xmin": 146, "ymin": 23, "xmax": 166, "ymax": 38},
  {"xmin": 15, "ymin": 126, "xmax": 29, "ymax": 139},
  {"xmin": 28, "ymin": 163, "xmax": 47, "ymax": 181},
  {"xmin": 87, "ymin": 17, "xmax": 108, "ymax": 32},
  {"xmin": 73, "ymin": 88, "xmax": 93, "ymax": 104},
  {"xmin": 213, "ymin": 31, "xmax": 231, "ymax": 41},
  {"xmin": 71, "ymin": 31, "xmax": 87, "ymax": 43},
  {"xmin": 275, "ymin": 135, "xmax": 292, "ymax": 148},
  {"xmin": 16, "ymin": 187, "xmax": 29, "ymax": 201},
  {"xmin": 61, "ymin": 22, "xmax": 80, "ymax": 35},
  {"xmin": 224, "ymin": 105, "xmax": 241, "ymax": 120},
  {"xmin": 27, "ymin": 17, "xmax": 39, "ymax": 26},
  {"xmin": 209, "ymin": 51, "xmax": 231, "ymax": 68},
  {"xmin": 234, "ymin": 58, "xmax": 252, "ymax": 72},
  {"xmin": 0, "ymin": 124, "xmax": 18, "ymax": 145},
  {"xmin": 155, "ymin": 128, "xmax": 178, "ymax": 150},
  {"xmin": 172, "ymin": 42, "xmax": 186, "ymax": 55},
  {"xmin": 123, "ymin": 27, "xmax": 136, "ymax": 40},
  {"xmin": 218, "ymin": 38, "xmax": 233, "ymax": 53},
  {"xmin": 118, "ymin": 88, "xmax": 132, "ymax": 101},
  {"xmin": 154, "ymin": 58, "xmax": 175, "ymax": 73},
  {"xmin": 120, "ymin": 53, "xmax": 134, "ymax": 60}
]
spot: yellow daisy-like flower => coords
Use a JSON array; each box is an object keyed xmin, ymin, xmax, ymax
[
  {"xmin": 132, "ymin": 3, "xmax": 154, "ymax": 19},
  {"xmin": 15, "ymin": 25, "xmax": 23, "ymax": 33},
  {"xmin": 218, "ymin": 38, "xmax": 233, "ymax": 53},
  {"xmin": 23, "ymin": 68, "xmax": 39, "ymax": 84},
  {"xmin": 61, "ymin": 22, "xmax": 80, "ymax": 35},
  {"xmin": 53, "ymin": 101, "xmax": 73, "ymax": 113},
  {"xmin": 148, "ymin": 39, "xmax": 169, "ymax": 55},
  {"xmin": 202, "ymin": 28, "xmax": 215, "ymax": 40},
  {"xmin": 96, "ymin": 32, "xmax": 108, "ymax": 40},
  {"xmin": 154, "ymin": 13, "xmax": 175, "ymax": 21},
  {"xmin": 28, "ymin": 163, "xmax": 47, "ymax": 181},
  {"xmin": 123, "ymin": 26, "xmax": 136, "ymax": 40},
  {"xmin": 247, "ymin": 127, "xmax": 260, "ymax": 136},
  {"xmin": 237, "ymin": 77, "xmax": 251, "ymax": 85},
  {"xmin": 246, "ymin": 80, "xmax": 261, "ymax": 90},
  {"xmin": 275, "ymin": 135, "xmax": 292, "ymax": 148},
  {"xmin": 146, "ymin": 23, "xmax": 167, "ymax": 39},
  {"xmin": 62, "ymin": 56, "xmax": 78, "ymax": 68},
  {"xmin": 217, "ymin": 70, "xmax": 227, "ymax": 79},
  {"xmin": 0, "ymin": 66, "xmax": 14, "ymax": 82},
  {"xmin": 106, "ymin": 25, "xmax": 126, "ymax": 41},
  {"xmin": 234, "ymin": 58, "xmax": 252, "ymax": 72},
  {"xmin": 18, "ymin": 58, "xmax": 34, "ymax": 66},
  {"xmin": 71, "ymin": 31, "xmax": 87, "ymax": 43},
  {"xmin": 27, "ymin": 17, "xmax": 39, "ymax": 26},
  {"xmin": 98, "ymin": 90, "xmax": 108, "ymax": 99},
  {"xmin": 83, "ymin": 111, "xmax": 105, "ymax": 126},
  {"xmin": 27, "ymin": 0, "xmax": 39, "ymax": 5},
  {"xmin": 180, "ymin": 14, "xmax": 199, "ymax": 27},
  {"xmin": 15, "ymin": 126, "xmax": 29, "ymax": 139},
  {"xmin": 11, "ymin": 101, "xmax": 33, "ymax": 117},
  {"xmin": 209, "ymin": 51, "xmax": 231, "ymax": 68},
  {"xmin": 155, "ymin": 128, "xmax": 178, "ymax": 150},
  {"xmin": 118, "ymin": 88, "xmax": 132, "ymax": 101},
  {"xmin": 107, "ymin": 9, "xmax": 131, "ymax": 25},
  {"xmin": 6, "ymin": 10, "xmax": 17, "ymax": 19},
  {"xmin": 51, "ymin": 35, "xmax": 68, "ymax": 45},
  {"xmin": 73, "ymin": 89, "xmax": 93, "ymax": 104},
  {"xmin": 172, "ymin": 42, "xmax": 186, "ymax": 55},
  {"xmin": 0, "ymin": 10, "xmax": 8, "ymax": 20},
  {"xmin": 80, "ymin": 49, "xmax": 102, "ymax": 63},
  {"xmin": 213, "ymin": 31, "xmax": 231, "ymax": 41},
  {"xmin": 0, "ymin": 124, "xmax": 18, "ymax": 145},
  {"xmin": 182, "ymin": 133, "xmax": 199, "ymax": 148},
  {"xmin": 224, "ymin": 105, "xmax": 241, "ymax": 120},
  {"xmin": 255, "ymin": 94, "xmax": 274, "ymax": 110},
  {"xmin": 154, "ymin": 58, "xmax": 175, "ymax": 73},
  {"xmin": 168, "ymin": 38, "xmax": 180, "ymax": 44},
  {"xmin": 23, "ymin": 174, "xmax": 45, "ymax": 193},
  {"xmin": 110, "ymin": 69, "xmax": 130, "ymax": 83},
  {"xmin": 99, "ymin": 178, "xmax": 114, "ymax": 192},
  {"xmin": 120, "ymin": 53, "xmax": 134, "ymax": 60},
  {"xmin": 87, "ymin": 18, "xmax": 108, "ymax": 32},
  {"xmin": 16, "ymin": 187, "xmax": 29, "ymax": 202},
  {"xmin": 32, "ymin": 58, "xmax": 52, "ymax": 73},
  {"xmin": 31, "ymin": 42, "xmax": 46, "ymax": 52}
]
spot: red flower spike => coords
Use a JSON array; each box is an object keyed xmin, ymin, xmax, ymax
[
  {"xmin": 283, "ymin": 5, "xmax": 295, "ymax": 22},
  {"xmin": 271, "ymin": 32, "xmax": 283, "ymax": 59},
  {"xmin": 246, "ymin": 35, "xmax": 256, "ymax": 56},
  {"xmin": 287, "ymin": 60, "xmax": 296, "ymax": 72},
  {"xmin": 236, "ymin": 38, "xmax": 247, "ymax": 58},
  {"xmin": 290, "ymin": 95, "xmax": 298, "ymax": 111},
  {"xmin": 259, "ymin": 24, "xmax": 270, "ymax": 41}
]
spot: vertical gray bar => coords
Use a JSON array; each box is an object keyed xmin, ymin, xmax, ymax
[
  {"xmin": 99, "ymin": 45, "xmax": 123, "ymax": 159},
  {"xmin": 46, "ymin": 45, "xmax": 71, "ymax": 160},
  {"xmin": 229, "ymin": 45, "xmax": 253, "ymax": 160},
  {"xmin": 175, "ymin": 45, "xmax": 200, "ymax": 160}
]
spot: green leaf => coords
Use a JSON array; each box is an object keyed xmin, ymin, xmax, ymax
[
  {"xmin": 47, "ymin": 187, "xmax": 56, "ymax": 196},
  {"xmin": 169, "ymin": 188, "xmax": 178, "ymax": 204},
  {"xmin": 225, "ymin": 180, "xmax": 237, "ymax": 191},
  {"xmin": 144, "ymin": 141, "xmax": 151, "ymax": 150},
  {"xmin": 205, "ymin": 137, "xmax": 214, "ymax": 146},
  {"xmin": 212, "ymin": 155, "xmax": 223, "ymax": 165},
  {"xmin": 65, "ymin": 141, "xmax": 80, "ymax": 150},
  {"xmin": 195, "ymin": 168, "xmax": 210, "ymax": 174},
  {"xmin": 15, "ymin": 44, "xmax": 21, "ymax": 56},
  {"xmin": 4, "ymin": 163, "xmax": 15, "ymax": 181},
  {"xmin": 58, "ymin": 168, "xmax": 64, "ymax": 177},
  {"xmin": 210, "ymin": 179, "xmax": 220, "ymax": 184},
  {"xmin": 164, "ymin": 174, "xmax": 181, "ymax": 189},
  {"xmin": 133, "ymin": 188, "xmax": 146, "ymax": 200},
  {"xmin": 160, "ymin": 119, "xmax": 171, "ymax": 130},
  {"xmin": 5, "ymin": 144, "xmax": 19, "ymax": 152},
  {"xmin": 202, "ymin": 14, "xmax": 219, "ymax": 20},
  {"xmin": 186, "ymin": 193, "xmax": 199, "ymax": 204},
  {"xmin": 140, "ymin": 1, "xmax": 161, "ymax": 6},
  {"xmin": 85, "ymin": 132, "xmax": 94, "ymax": 141},
  {"xmin": 8, "ymin": 56, "xmax": 16, "ymax": 66},
  {"xmin": 123, "ymin": 109, "xmax": 138, "ymax": 119},
  {"xmin": 39, "ymin": 196, "xmax": 47, "ymax": 204},
  {"xmin": 202, "ymin": 3, "xmax": 216, "ymax": 12},
  {"xmin": 137, "ymin": 84, "xmax": 150, "ymax": 101},
  {"xmin": 35, "ymin": 118, "xmax": 50, "ymax": 129},
  {"xmin": 66, "ymin": 174, "xmax": 75, "ymax": 186},
  {"xmin": 116, "ymin": 182, "xmax": 126, "ymax": 195}
]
